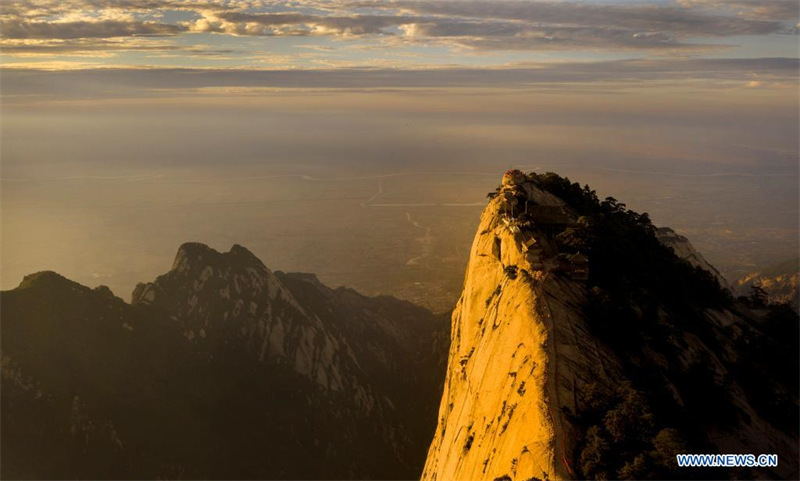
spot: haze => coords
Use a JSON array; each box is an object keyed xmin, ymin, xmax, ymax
[{"xmin": 1, "ymin": 0, "xmax": 798, "ymax": 310}]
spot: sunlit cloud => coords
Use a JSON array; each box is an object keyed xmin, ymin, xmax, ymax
[
  {"xmin": 1, "ymin": 0, "xmax": 798, "ymax": 67},
  {"xmin": 378, "ymin": 0, "xmax": 791, "ymax": 36},
  {"xmin": 0, "ymin": 19, "xmax": 186, "ymax": 39},
  {"xmin": 676, "ymin": 0, "xmax": 800, "ymax": 21},
  {"xmin": 0, "ymin": 37, "xmax": 240, "ymax": 57}
]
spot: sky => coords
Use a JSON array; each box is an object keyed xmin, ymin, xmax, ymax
[
  {"xmin": 1, "ymin": 0, "xmax": 798, "ymax": 71},
  {"xmin": 1, "ymin": 0, "xmax": 798, "ymax": 302},
  {"xmin": 1, "ymin": 0, "xmax": 798, "ymax": 106}
]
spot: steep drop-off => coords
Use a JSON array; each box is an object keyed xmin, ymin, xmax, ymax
[
  {"xmin": 422, "ymin": 172, "xmax": 621, "ymax": 481},
  {"xmin": 423, "ymin": 171, "xmax": 798, "ymax": 481}
]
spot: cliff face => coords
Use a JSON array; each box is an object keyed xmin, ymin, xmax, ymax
[
  {"xmin": 132, "ymin": 243, "xmax": 360, "ymax": 395},
  {"xmin": 423, "ymin": 177, "xmax": 621, "ymax": 481},
  {"xmin": 424, "ymin": 172, "xmax": 798, "ymax": 481}
]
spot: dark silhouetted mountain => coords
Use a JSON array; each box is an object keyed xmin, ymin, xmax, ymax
[
  {"xmin": 655, "ymin": 226, "xmax": 730, "ymax": 289},
  {"xmin": 2, "ymin": 245, "xmax": 448, "ymax": 480}
]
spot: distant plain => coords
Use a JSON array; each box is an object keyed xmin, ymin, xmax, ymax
[{"xmin": 3, "ymin": 114, "xmax": 796, "ymax": 312}]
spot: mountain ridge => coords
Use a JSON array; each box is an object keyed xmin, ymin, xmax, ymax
[
  {"xmin": 655, "ymin": 227, "xmax": 730, "ymax": 290},
  {"xmin": 2, "ymin": 171, "xmax": 797, "ymax": 481},
  {"xmin": 1, "ymin": 242, "xmax": 448, "ymax": 479},
  {"xmin": 423, "ymin": 170, "xmax": 798, "ymax": 481}
]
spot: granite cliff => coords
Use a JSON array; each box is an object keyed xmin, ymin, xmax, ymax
[{"xmin": 423, "ymin": 171, "xmax": 798, "ymax": 481}]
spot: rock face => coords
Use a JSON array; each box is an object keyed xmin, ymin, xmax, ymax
[
  {"xmin": 734, "ymin": 257, "xmax": 799, "ymax": 309},
  {"xmin": 2, "ymin": 245, "xmax": 448, "ymax": 480},
  {"xmin": 655, "ymin": 227, "xmax": 729, "ymax": 289},
  {"xmin": 422, "ymin": 174, "xmax": 620, "ymax": 481},
  {"xmin": 423, "ymin": 171, "xmax": 798, "ymax": 481},
  {"xmin": 132, "ymin": 243, "xmax": 356, "ymax": 394}
]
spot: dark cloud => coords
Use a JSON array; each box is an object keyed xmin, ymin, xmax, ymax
[
  {"xmin": 677, "ymin": 0, "xmax": 800, "ymax": 21},
  {"xmin": 376, "ymin": 0, "xmax": 788, "ymax": 37},
  {"xmin": 184, "ymin": 1, "xmax": 794, "ymax": 51},
  {"xmin": 404, "ymin": 21, "xmax": 698, "ymax": 51},
  {"xmin": 0, "ymin": 40, "xmax": 236, "ymax": 56},
  {"xmin": 0, "ymin": 0, "xmax": 220, "ymax": 18},
  {"xmin": 183, "ymin": 2, "xmax": 788, "ymax": 51},
  {"xmin": 0, "ymin": 20, "xmax": 186, "ymax": 40},
  {"xmin": 3, "ymin": 58, "xmax": 796, "ymax": 99}
]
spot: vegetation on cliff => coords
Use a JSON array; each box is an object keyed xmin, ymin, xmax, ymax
[{"xmin": 527, "ymin": 172, "xmax": 798, "ymax": 480}]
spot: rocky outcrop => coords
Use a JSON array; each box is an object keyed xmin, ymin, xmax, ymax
[
  {"xmin": 133, "ymin": 243, "xmax": 356, "ymax": 394},
  {"xmin": 655, "ymin": 227, "xmax": 729, "ymax": 289},
  {"xmin": 424, "ymin": 171, "xmax": 798, "ymax": 481},
  {"xmin": 734, "ymin": 258, "xmax": 799, "ymax": 309},
  {"xmin": 423, "ymin": 175, "xmax": 621, "ymax": 481}
]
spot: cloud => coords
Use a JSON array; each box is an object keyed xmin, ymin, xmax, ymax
[
  {"xmin": 399, "ymin": 21, "xmax": 714, "ymax": 52},
  {"xmin": 676, "ymin": 0, "xmax": 800, "ymax": 21},
  {"xmin": 176, "ymin": 1, "xmax": 792, "ymax": 52},
  {"xmin": 189, "ymin": 11, "xmax": 415, "ymax": 36},
  {"xmin": 375, "ymin": 0, "xmax": 789, "ymax": 37},
  {"xmin": 0, "ymin": 19, "xmax": 186, "ymax": 39},
  {"xmin": 0, "ymin": 38, "xmax": 237, "ymax": 57},
  {"xmin": 0, "ymin": 0, "xmax": 796, "ymax": 62},
  {"xmin": 0, "ymin": 0, "xmax": 220, "ymax": 19},
  {"xmin": 2, "ymin": 58, "xmax": 796, "ymax": 100}
]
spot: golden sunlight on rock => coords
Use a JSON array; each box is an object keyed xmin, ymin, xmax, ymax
[{"xmin": 423, "ymin": 173, "xmax": 620, "ymax": 480}]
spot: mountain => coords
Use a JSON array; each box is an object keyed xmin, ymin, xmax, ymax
[
  {"xmin": 3, "ymin": 171, "xmax": 797, "ymax": 481},
  {"xmin": 423, "ymin": 170, "xmax": 798, "ymax": 480},
  {"xmin": 734, "ymin": 258, "xmax": 799, "ymax": 309},
  {"xmin": 1, "ymin": 244, "xmax": 448, "ymax": 480},
  {"xmin": 655, "ymin": 227, "xmax": 730, "ymax": 289}
]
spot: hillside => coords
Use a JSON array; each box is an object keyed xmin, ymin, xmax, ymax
[
  {"xmin": 1, "ymin": 245, "xmax": 448, "ymax": 479},
  {"xmin": 2, "ymin": 171, "xmax": 797, "ymax": 481},
  {"xmin": 655, "ymin": 227, "xmax": 730, "ymax": 290},
  {"xmin": 734, "ymin": 258, "xmax": 799, "ymax": 309},
  {"xmin": 423, "ymin": 170, "xmax": 798, "ymax": 480}
]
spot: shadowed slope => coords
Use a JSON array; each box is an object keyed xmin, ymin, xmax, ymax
[{"xmin": 2, "ymin": 245, "xmax": 448, "ymax": 479}]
